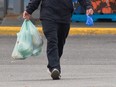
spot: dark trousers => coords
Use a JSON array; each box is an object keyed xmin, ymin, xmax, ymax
[{"xmin": 42, "ymin": 20, "xmax": 70, "ymax": 72}]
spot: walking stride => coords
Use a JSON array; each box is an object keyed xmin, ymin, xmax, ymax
[{"xmin": 23, "ymin": 0, "xmax": 93, "ymax": 80}]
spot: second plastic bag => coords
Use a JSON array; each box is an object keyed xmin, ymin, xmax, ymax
[{"xmin": 86, "ymin": 15, "xmax": 94, "ymax": 26}]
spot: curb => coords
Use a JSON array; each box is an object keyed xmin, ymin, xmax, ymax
[{"xmin": 0, "ymin": 26, "xmax": 116, "ymax": 35}]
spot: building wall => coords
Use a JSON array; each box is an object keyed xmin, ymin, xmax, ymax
[
  {"xmin": 0, "ymin": 0, "xmax": 7, "ymax": 18},
  {"xmin": 0, "ymin": 0, "xmax": 31, "ymax": 18}
]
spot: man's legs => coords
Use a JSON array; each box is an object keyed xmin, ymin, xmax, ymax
[
  {"xmin": 42, "ymin": 20, "xmax": 60, "ymax": 71},
  {"xmin": 57, "ymin": 23, "xmax": 70, "ymax": 58},
  {"xmin": 42, "ymin": 20, "xmax": 70, "ymax": 79}
]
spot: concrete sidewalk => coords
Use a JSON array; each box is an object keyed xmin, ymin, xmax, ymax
[
  {"xmin": 1, "ymin": 35, "xmax": 116, "ymax": 87},
  {"xmin": 0, "ymin": 65, "xmax": 116, "ymax": 87}
]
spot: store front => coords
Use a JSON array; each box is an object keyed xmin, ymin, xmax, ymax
[
  {"xmin": 0, "ymin": 0, "xmax": 30, "ymax": 18},
  {"xmin": 0, "ymin": 0, "xmax": 7, "ymax": 18}
]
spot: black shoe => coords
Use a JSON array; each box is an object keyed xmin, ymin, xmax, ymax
[{"xmin": 51, "ymin": 68, "xmax": 61, "ymax": 80}]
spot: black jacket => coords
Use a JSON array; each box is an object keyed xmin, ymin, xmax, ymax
[{"xmin": 26, "ymin": 0, "xmax": 93, "ymax": 23}]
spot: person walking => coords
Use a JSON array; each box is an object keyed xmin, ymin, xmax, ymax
[{"xmin": 23, "ymin": 0, "xmax": 93, "ymax": 80}]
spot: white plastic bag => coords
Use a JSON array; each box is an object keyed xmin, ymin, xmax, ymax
[
  {"xmin": 11, "ymin": 33, "xmax": 24, "ymax": 59},
  {"xmin": 27, "ymin": 20, "xmax": 43, "ymax": 56},
  {"xmin": 12, "ymin": 20, "xmax": 43, "ymax": 60},
  {"xmin": 12, "ymin": 20, "xmax": 33, "ymax": 59}
]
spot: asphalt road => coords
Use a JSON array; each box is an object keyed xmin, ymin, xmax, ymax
[{"xmin": 0, "ymin": 35, "xmax": 116, "ymax": 87}]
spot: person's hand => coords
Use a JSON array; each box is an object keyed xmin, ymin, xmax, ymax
[
  {"xmin": 23, "ymin": 11, "xmax": 31, "ymax": 20},
  {"xmin": 86, "ymin": 8, "xmax": 94, "ymax": 15}
]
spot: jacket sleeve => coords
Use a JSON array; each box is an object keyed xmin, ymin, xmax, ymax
[
  {"xmin": 78, "ymin": 0, "xmax": 93, "ymax": 10},
  {"xmin": 26, "ymin": 0, "xmax": 41, "ymax": 15}
]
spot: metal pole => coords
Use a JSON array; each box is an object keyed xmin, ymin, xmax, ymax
[
  {"xmin": 0, "ymin": 0, "xmax": 7, "ymax": 18},
  {"xmin": 4, "ymin": 0, "xmax": 8, "ymax": 15}
]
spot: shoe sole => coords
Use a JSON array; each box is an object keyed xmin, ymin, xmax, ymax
[{"xmin": 51, "ymin": 69, "xmax": 60, "ymax": 80}]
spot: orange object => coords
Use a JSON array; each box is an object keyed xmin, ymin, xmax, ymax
[
  {"xmin": 102, "ymin": 6, "xmax": 113, "ymax": 13},
  {"xmin": 102, "ymin": 0, "xmax": 113, "ymax": 13},
  {"xmin": 91, "ymin": 0, "xmax": 115, "ymax": 14},
  {"xmin": 109, "ymin": 0, "xmax": 115, "ymax": 3}
]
